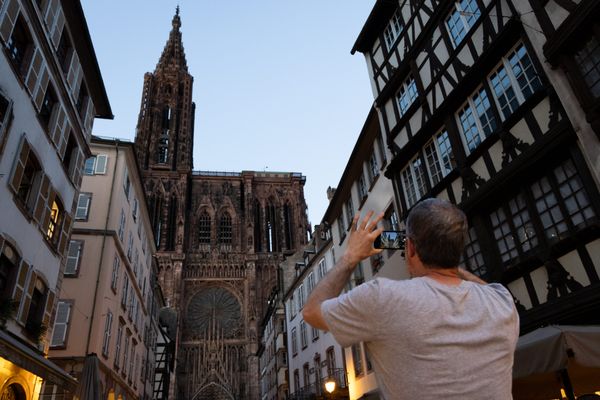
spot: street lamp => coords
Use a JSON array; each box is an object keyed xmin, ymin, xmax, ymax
[{"xmin": 324, "ymin": 378, "xmax": 336, "ymax": 394}]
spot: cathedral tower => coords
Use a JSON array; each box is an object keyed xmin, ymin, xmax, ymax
[{"xmin": 134, "ymin": 9, "xmax": 310, "ymax": 399}]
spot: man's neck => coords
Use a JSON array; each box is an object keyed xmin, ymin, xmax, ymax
[{"xmin": 422, "ymin": 267, "xmax": 462, "ymax": 285}]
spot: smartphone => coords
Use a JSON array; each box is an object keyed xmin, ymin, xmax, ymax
[{"xmin": 374, "ymin": 230, "xmax": 406, "ymax": 250}]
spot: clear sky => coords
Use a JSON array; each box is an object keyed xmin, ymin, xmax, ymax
[{"xmin": 81, "ymin": 1, "xmax": 376, "ymax": 226}]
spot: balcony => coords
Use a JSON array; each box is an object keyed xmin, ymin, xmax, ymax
[{"xmin": 288, "ymin": 368, "xmax": 348, "ymax": 400}]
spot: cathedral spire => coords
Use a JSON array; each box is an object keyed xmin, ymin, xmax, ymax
[{"xmin": 156, "ymin": 7, "xmax": 188, "ymax": 72}]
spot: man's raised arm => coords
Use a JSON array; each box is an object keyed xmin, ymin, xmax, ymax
[{"xmin": 302, "ymin": 211, "xmax": 383, "ymax": 330}]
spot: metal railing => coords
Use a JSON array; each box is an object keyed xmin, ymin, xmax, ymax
[{"xmin": 288, "ymin": 368, "xmax": 347, "ymax": 400}]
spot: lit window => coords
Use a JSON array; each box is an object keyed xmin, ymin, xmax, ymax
[
  {"xmin": 446, "ymin": 0, "xmax": 481, "ymax": 47},
  {"xmin": 46, "ymin": 199, "xmax": 62, "ymax": 242}
]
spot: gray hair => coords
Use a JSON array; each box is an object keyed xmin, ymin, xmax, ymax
[{"xmin": 405, "ymin": 198, "xmax": 468, "ymax": 268}]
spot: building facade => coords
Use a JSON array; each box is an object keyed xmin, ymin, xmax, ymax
[
  {"xmin": 47, "ymin": 137, "xmax": 159, "ymax": 400},
  {"xmin": 320, "ymin": 108, "xmax": 402, "ymax": 400},
  {"xmin": 0, "ymin": 0, "xmax": 111, "ymax": 398},
  {"xmin": 351, "ymin": 0, "xmax": 600, "ymax": 397},
  {"xmin": 132, "ymin": 10, "xmax": 311, "ymax": 399},
  {"xmin": 283, "ymin": 224, "xmax": 349, "ymax": 400}
]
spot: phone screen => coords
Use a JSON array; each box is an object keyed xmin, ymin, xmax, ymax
[{"xmin": 374, "ymin": 230, "xmax": 405, "ymax": 250}]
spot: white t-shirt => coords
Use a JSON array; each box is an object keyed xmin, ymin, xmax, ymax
[{"xmin": 322, "ymin": 276, "xmax": 519, "ymax": 400}]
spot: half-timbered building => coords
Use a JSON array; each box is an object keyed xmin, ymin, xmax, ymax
[
  {"xmin": 351, "ymin": 0, "xmax": 600, "ymax": 397},
  {"xmin": 132, "ymin": 9, "xmax": 311, "ymax": 400}
]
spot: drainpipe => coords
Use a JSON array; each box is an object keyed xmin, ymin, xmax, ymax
[{"xmin": 85, "ymin": 140, "xmax": 119, "ymax": 354}]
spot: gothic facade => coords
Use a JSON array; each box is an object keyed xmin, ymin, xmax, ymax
[{"xmin": 133, "ymin": 10, "xmax": 310, "ymax": 400}]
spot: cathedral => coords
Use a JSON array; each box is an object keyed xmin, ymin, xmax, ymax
[{"xmin": 133, "ymin": 9, "xmax": 310, "ymax": 399}]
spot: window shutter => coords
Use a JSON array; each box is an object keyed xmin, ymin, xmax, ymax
[
  {"xmin": 66, "ymin": 52, "xmax": 82, "ymax": 98},
  {"xmin": 50, "ymin": 105, "xmax": 67, "ymax": 149},
  {"xmin": 9, "ymin": 136, "xmax": 30, "ymax": 193},
  {"xmin": 17, "ymin": 270, "xmax": 36, "ymax": 325},
  {"xmin": 70, "ymin": 147, "xmax": 83, "ymax": 186},
  {"xmin": 32, "ymin": 174, "xmax": 50, "ymax": 224},
  {"xmin": 84, "ymin": 97, "xmax": 94, "ymax": 135},
  {"xmin": 36, "ymin": 184, "xmax": 55, "ymax": 231},
  {"xmin": 58, "ymin": 212, "xmax": 72, "ymax": 256},
  {"xmin": 33, "ymin": 66, "xmax": 50, "ymax": 112},
  {"xmin": 25, "ymin": 48, "xmax": 43, "ymax": 95},
  {"xmin": 95, "ymin": 154, "xmax": 107, "ymax": 174},
  {"xmin": 42, "ymin": 289, "xmax": 55, "ymax": 328},
  {"xmin": 49, "ymin": 8, "xmax": 64, "ymax": 48},
  {"xmin": 12, "ymin": 259, "xmax": 30, "ymax": 306},
  {"xmin": 50, "ymin": 301, "xmax": 70, "ymax": 347},
  {"xmin": 0, "ymin": 0, "xmax": 18, "ymax": 42}
]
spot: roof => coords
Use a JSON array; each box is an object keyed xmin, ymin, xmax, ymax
[
  {"xmin": 351, "ymin": 0, "xmax": 397, "ymax": 55},
  {"xmin": 61, "ymin": 0, "xmax": 112, "ymax": 119}
]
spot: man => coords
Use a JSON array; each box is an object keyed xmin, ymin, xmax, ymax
[{"xmin": 303, "ymin": 199, "xmax": 519, "ymax": 399}]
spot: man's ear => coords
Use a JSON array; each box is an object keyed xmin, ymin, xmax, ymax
[{"xmin": 406, "ymin": 238, "xmax": 416, "ymax": 259}]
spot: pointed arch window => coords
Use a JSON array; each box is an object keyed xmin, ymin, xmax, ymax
[
  {"xmin": 254, "ymin": 201, "xmax": 262, "ymax": 252},
  {"xmin": 157, "ymin": 107, "xmax": 171, "ymax": 164},
  {"xmin": 266, "ymin": 201, "xmax": 279, "ymax": 252},
  {"xmin": 218, "ymin": 212, "xmax": 232, "ymax": 245},
  {"xmin": 198, "ymin": 211, "xmax": 211, "ymax": 245},
  {"xmin": 166, "ymin": 195, "xmax": 177, "ymax": 250},
  {"xmin": 284, "ymin": 204, "xmax": 294, "ymax": 250}
]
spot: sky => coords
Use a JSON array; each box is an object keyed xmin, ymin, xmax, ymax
[{"xmin": 81, "ymin": 1, "xmax": 376, "ymax": 226}]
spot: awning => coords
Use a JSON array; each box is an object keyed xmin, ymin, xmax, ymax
[
  {"xmin": 513, "ymin": 325, "xmax": 600, "ymax": 399},
  {"xmin": 0, "ymin": 330, "xmax": 77, "ymax": 392}
]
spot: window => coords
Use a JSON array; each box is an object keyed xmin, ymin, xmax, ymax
[
  {"xmin": 56, "ymin": 27, "xmax": 73, "ymax": 73},
  {"xmin": 126, "ymin": 232, "xmax": 133, "ymax": 260},
  {"xmin": 297, "ymin": 284, "xmax": 305, "ymax": 310},
  {"xmin": 102, "ymin": 310, "xmax": 112, "ymax": 357},
  {"xmin": 396, "ymin": 76, "xmax": 418, "ymax": 116},
  {"xmin": 337, "ymin": 216, "xmax": 346, "ymax": 242},
  {"xmin": 83, "ymin": 154, "xmax": 107, "ymax": 175},
  {"xmin": 46, "ymin": 198, "xmax": 64, "ymax": 247},
  {"xmin": 25, "ymin": 277, "xmax": 47, "ymax": 334},
  {"xmin": 122, "ymin": 333, "xmax": 130, "ymax": 375},
  {"xmin": 446, "ymin": 0, "xmax": 481, "ymax": 47},
  {"xmin": 111, "ymin": 255, "xmax": 120, "ymax": 292},
  {"xmin": 39, "ymin": 84, "xmax": 57, "ymax": 130},
  {"xmin": 367, "ymin": 152, "xmax": 379, "ymax": 184},
  {"xmin": 6, "ymin": 15, "xmax": 33, "ymax": 77},
  {"xmin": 352, "ymin": 262, "xmax": 365, "ymax": 287},
  {"xmin": 311, "ymin": 325, "xmax": 319, "ymax": 341},
  {"xmin": 463, "ymin": 227, "xmax": 487, "ymax": 277},
  {"xmin": 0, "ymin": 91, "xmax": 13, "ymax": 146},
  {"xmin": 384, "ymin": 206, "xmax": 400, "ymax": 231},
  {"xmin": 293, "ymin": 369, "xmax": 300, "ymax": 392},
  {"xmin": 50, "ymin": 301, "xmax": 71, "ymax": 347},
  {"xmin": 114, "ymin": 322, "xmax": 123, "ymax": 368},
  {"xmin": 352, "ymin": 343, "xmax": 363, "ymax": 377},
  {"xmin": 118, "ymin": 209, "xmax": 125, "ymax": 241},
  {"xmin": 65, "ymin": 240, "xmax": 83, "ymax": 275},
  {"xmin": 198, "ymin": 211, "xmax": 211, "ymax": 245},
  {"xmin": 400, "ymin": 154, "xmax": 427, "ymax": 208},
  {"xmin": 575, "ymin": 34, "xmax": 600, "ymax": 98},
  {"xmin": 317, "ymin": 258, "xmax": 327, "ymax": 280},
  {"xmin": 358, "ymin": 174, "xmax": 367, "ymax": 200},
  {"xmin": 489, "ymin": 43, "xmax": 541, "ymax": 119},
  {"xmin": 424, "ymin": 129, "xmax": 455, "ymax": 186},
  {"xmin": 490, "ymin": 193, "xmax": 537, "ymax": 264},
  {"xmin": 0, "ymin": 242, "xmax": 19, "ymax": 302},
  {"xmin": 300, "ymin": 321, "xmax": 308, "ymax": 348},
  {"xmin": 345, "ymin": 199, "xmax": 354, "ymax": 230},
  {"xmin": 326, "ymin": 347, "xmax": 336, "ymax": 375},
  {"xmin": 306, "ymin": 272, "xmax": 315, "ymax": 295},
  {"xmin": 10, "ymin": 138, "xmax": 42, "ymax": 212},
  {"xmin": 384, "ymin": 8, "xmax": 403, "ymax": 50},
  {"xmin": 121, "ymin": 274, "xmax": 129, "ymax": 309},
  {"xmin": 75, "ymin": 193, "xmax": 91, "ymax": 220},
  {"xmin": 132, "ymin": 198, "xmax": 138, "ymax": 222},
  {"xmin": 76, "ymin": 84, "xmax": 89, "ymax": 118},
  {"xmin": 291, "ymin": 327, "xmax": 298, "ymax": 355},
  {"xmin": 218, "ymin": 212, "xmax": 232, "ymax": 244},
  {"xmin": 457, "ymin": 87, "xmax": 497, "ymax": 153},
  {"xmin": 123, "ymin": 168, "xmax": 130, "ymax": 199},
  {"xmin": 303, "ymin": 363, "xmax": 310, "ymax": 387}
]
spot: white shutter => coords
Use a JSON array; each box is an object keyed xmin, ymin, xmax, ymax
[
  {"xmin": 25, "ymin": 48, "xmax": 43, "ymax": 95},
  {"xmin": 49, "ymin": 7, "xmax": 64, "ymax": 48},
  {"xmin": 0, "ymin": 0, "xmax": 18, "ymax": 42},
  {"xmin": 66, "ymin": 51, "xmax": 82, "ymax": 96},
  {"xmin": 65, "ymin": 240, "xmax": 82, "ymax": 275},
  {"xmin": 94, "ymin": 154, "xmax": 107, "ymax": 174},
  {"xmin": 102, "ymin": 311, "xmax": 112, "ymax": 355},
  {"xmin": 17, "ymin": 269, "xmax": 36, "ymax": 326},
  {"xmin": 50, "ymin": 301, "xmax": 71, "ymax": 347}
]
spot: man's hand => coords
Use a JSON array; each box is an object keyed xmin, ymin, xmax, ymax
[
  {"xmin": 303, "ymin": 211, "xmax": 384, "ymax": 330},
  {"xmin": 344, "ymin": 211, "xmax": 385, "ymax": 266}
]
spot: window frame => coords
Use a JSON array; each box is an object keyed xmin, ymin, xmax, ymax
[
  {"xmin": 445, "ymin": 0, "xmax": 481, "ymax": 48},
  {"xmin": 75, "ymin": 192, "xmax": 92, "ymax": 220},
  {"xmin": 65, "ymin": 240, "xmax": 83, "ymax": 276},
  {"xmin": 50, "ymin": 300, "xmax": 72, "ymax": 348}
]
